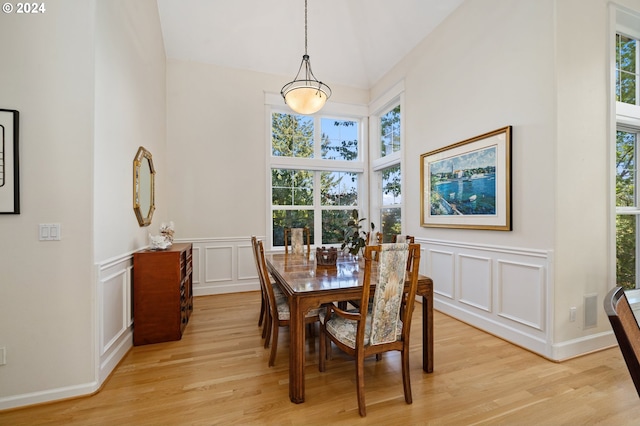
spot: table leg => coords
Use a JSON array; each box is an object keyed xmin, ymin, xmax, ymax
[
  {"xmin": 422, "ymin": 294, "xmax": 433, "ymax": 373},
  {"xmin": 289, "ymin": 296, "xmax": 306, "ymax": 403}
]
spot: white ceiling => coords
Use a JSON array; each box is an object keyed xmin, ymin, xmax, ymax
[{"xmin": 156, "ymin": 0, "xmax": 463, "ymax": 89}]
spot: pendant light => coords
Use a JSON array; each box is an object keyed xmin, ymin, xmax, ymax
[{"xmin": 280, "ymin": 0, "xmax": 331, "ymax": 115}]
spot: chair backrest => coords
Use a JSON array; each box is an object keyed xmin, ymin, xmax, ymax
[
  {"xmin": 360, "ymin": 243, "xmax": 421, "ymax": 346},
  {"xmin": 392, "ymin": 234, "xmax": 415, "ymax": 244},
  {"xmin": 284, "ymin": 227, "xmax": 310, "ymax": 255},
  {"xmin": 604, "ymin": 286, "xmax": 640, "ymax": 397},
  {"xmin": 252, "ymin": 237, "xmax": 270, "ymax": 298},
  {"xmin": 255, "ymin": 239, "xmax": 280, "ymax": 317},
  {"xmin": 366, "ymin": 232, "xmax": 382, "ymax": 245}
]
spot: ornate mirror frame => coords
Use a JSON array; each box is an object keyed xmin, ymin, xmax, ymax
[{"xmin": 133, "ymin": 146, "xmax": 155, "ymax": 227}]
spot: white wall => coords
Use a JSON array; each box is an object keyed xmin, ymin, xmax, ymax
[
  {"xmin": 372, "ymin": 0, "xmax": 640, "ymax": 359},
  {"xmin": 0, "ymin": 0, "xmax": 96, "ymax": 405},
  {"xmin": 93, "ymin": 0, "xmax": 167, "ymax": 389},
  {"xmin": 0, "ymin": 0, "xmax": 167, "ymax": 409},
  {"xmin": 94, "ymin": 0, "xmax": 168, "ymax": 261},
  {"xmin": 165, "ymin": 59, "xmax": 369, "ymax": 239}
]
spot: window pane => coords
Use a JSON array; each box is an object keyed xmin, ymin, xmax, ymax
[
  {"xmin": 321, "ymin": 119, "xmax": 358, "ymax": 161},
  {"xmin": 616, "ymin": 34, "xmax": 637, "ymax": 105},
  {"xmin": 617, "ymin": 214, "xmax": 637, "ymax": 290},
  {"xmin": 380, "ymin": 105, "xmax": 401, "ymax": 156},
  {"xmin": 272, "ymin": 113, "xmax": 314, "ymax": 158},
  {"xmin": 382, "ymin": 164, "xmax": 402, "ymax": 205},
  {"xmin": 322, "ymin": 209, "xmax": 352, "ymax": 244},
  {"xmin": 617, "ymin": 131, "xmax": 637, "ymax": 207},
  {"xmin": 272, "ymin": 169, "xmax": 313, "ymax": 206},
  {"xmin": 272, "ymin": 210, "xmax": 314, "ymax": 247},
  {"xmin": 380, "ymin": 208, "xmax": 401, "ymax": 243},
  {"xmin": 321, "ymin": 171, "xmax": 358, "ymax": 206}
]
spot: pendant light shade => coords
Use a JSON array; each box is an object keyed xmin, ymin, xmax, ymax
[{"xmin": 281, "ymin": 0, "xmax": 331, "ymax": 115}]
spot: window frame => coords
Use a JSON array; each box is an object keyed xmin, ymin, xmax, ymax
[
  {"xmin": 613, "ymin": 6, "xmax": 640, "ymax": 290},
  {"xmin": 265, "ymin": 93, "xmax": 369, "ymax": 250},
  {"xmin": 369, "ymin": 82, "xmax": 405, "ymax": 241}
]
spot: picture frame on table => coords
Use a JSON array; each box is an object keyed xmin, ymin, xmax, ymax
[
  {"xmin": 0, "ymin": 109, "xmax": 19, "ymax": 214},
  {"xmin": 420, "ymin": 126, "xmax": 511, "ymax": 230}
]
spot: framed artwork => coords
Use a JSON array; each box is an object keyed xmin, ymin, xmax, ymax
[
  {"xmin": 0, "ymin": 109, "xmax": 19, "ymax": 214},
  {"xmin": 421, "ymin": 126, "xmax": 511, "ymax": 230}
]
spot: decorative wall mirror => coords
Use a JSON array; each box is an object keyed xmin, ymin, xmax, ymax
[{"xmin": 133, "ymin": 146, "xmax": 155, "ymax": 227}]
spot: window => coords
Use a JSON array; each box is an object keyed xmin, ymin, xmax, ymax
[
  {"xmin": 616, "ymin": 128, "xmax": 640, "ymax": 289},
  {"xmin": 617, "ymin": 33, "xmax": 639, "ymax": 106},
  {"xmin": 270, "ymin": 111, "xmax": 365, "ymax": 248},
  {"xmin": 380, "ymin": 163, "xmax": 402, "ymax": 241},
  {"xmin": 371, "ymin": 102, "xmax": 403, "ymax": 242},
  {"xmin": 615, "ymin": 12, "xmax": 640, "ymax": 289}
]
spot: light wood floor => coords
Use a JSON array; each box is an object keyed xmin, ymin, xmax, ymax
[{"xmin": 2, "ymin": 292, "xmax": 640, "ymax": 425}]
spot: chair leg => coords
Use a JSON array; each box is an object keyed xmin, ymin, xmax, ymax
[
  {"xmin": 356, "ymin": 353, "xmax": 366, "ymax": 417},
  {"xmin": 261, "ymin": 301, "xmax": 269, "ymax": 339},
  {"xmin": 401, "ymin": 348, "xmax": 413, "ymax": 404},
  {"xmin": 268, "ymin": 324, "xmax": 279, "ymax": 367},
  {"xmin": 263, "ymin": 313, "xmax": 272, "ymax": 348},
  {"xmin": 319, "ymin": 326, "xmax": 326, "ymax": 372},
  {"xmin": 258, "ymin": 293, "xmax": 265, "ymax": 327}
]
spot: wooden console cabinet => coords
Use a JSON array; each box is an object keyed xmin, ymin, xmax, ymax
[{"xmin": 133, "ymin": 243, "xmax": 193, "ymax": 345}]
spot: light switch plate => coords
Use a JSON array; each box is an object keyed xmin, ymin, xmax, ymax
[{"xmin": 39, "ymin": 224, "xmax": 61, "ymax": 241}]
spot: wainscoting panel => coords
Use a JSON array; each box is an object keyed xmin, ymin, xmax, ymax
[
  {"xmin": 458, "ymin": 254, "xmax": 492, "ymax": 312},
  {"xmin": 238, "ymin": 243, "xmax": 257, "ymax": 280},
  {"xmin": 205, "ymin": 245, "xmax": 234, "ymax": 282},
  {"xmin": 422, "ymin": 238, "xmax": 553, "ymax": 358},
  {"xmin": 429, "ymin": 249, "xmax": 455, "ymax": 299},
  {"xmin": 96, "ymin": 253, "xmax": 134, "ymax": 385},
  {"xmin": 498, "ymin": 260, "xmax": 545, "ymax": 331},
  {"xmin": 188, "ymin": 237, "xmax": 260, "ymax": 295}
]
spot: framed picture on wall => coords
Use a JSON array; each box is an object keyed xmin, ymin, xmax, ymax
[
  {"xmin": 420, "ymin": 126, "xmax": 511, "ymax": 230},
  {"xmin": 0, "ymin": 109, "xmax": 20, "ymax": 214}
]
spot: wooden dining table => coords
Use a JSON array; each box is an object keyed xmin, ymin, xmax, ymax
[{"xmin": 265, "ymin": 251, "xmax": 434, "ymax": 404}]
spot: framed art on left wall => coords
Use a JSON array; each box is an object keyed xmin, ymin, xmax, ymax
[{"xmin": 0, "ymin": 109, "xmax": 19, "ymax": 214}]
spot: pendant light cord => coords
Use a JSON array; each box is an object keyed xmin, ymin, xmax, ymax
[{"xmin": 304, "ymin": 0, "xmax": 308, "ymax": 56}]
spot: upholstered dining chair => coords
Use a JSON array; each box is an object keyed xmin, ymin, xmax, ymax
[
  {"xmin": 255, "ymin": 239, "xmax": 321, "ymax": 366},
  {"xmin": 319, "ymin": 243, "xmax": 421, "ymax": 417},
  {"xmin": 604, "ymin": 286, "xmax": 640, "ymax": 397},
  {"xmin": 284, "ymin": 227, "xmax": 311, "ymax": 255}
]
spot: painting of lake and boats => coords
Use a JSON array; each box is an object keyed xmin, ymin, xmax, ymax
[
  {"xmin": 421, "ymin": 126, "xmax": 512, "ymax": 230},
  {"xmin": 430, "ymin": 146, "xmax": 496, "ymax": 216}
]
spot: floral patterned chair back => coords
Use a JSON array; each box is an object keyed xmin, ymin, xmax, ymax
[
  {"xmin": 369, "ymin": 243, "xmax": 409, "ymax": 345},
  {"xmin": 284, "ymin": 227, "xmax": 310, "ymax": 255}
]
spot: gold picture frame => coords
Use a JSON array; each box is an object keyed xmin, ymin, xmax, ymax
[{"xmin": 420, "ymin": 126, "xmax": 512, "ymax": 230}]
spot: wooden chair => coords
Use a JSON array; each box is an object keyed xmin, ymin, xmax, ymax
[
  {"xmin": 604, "ymin": 286, "xmax": 640, "ymax": 397},
  {"xmin": 366, "ymin": 231, "xmax": 382, "ymax": 245},
  {"xmin": 284, "ymin": 227, "xmax": 310, "ymax": 255},
  {"xmin": 250, "ymin": 236, "xmax": 268, "ymax": 335},
  {"xmin": 319, "ymin": 243, "xmax": 421, "ymax": 416},
  {"xmin": 255, "ymin": 239, "xmax": 321, "ymax": 366}
]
